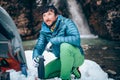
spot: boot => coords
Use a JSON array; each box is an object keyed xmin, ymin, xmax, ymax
[{"xmin": 72, "ymin": 67, "xmax": 81, "ymax": 79}]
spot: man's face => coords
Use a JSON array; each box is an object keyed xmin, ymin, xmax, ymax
[{"xmin": 43, "ymin": 10, "xmax": 58, "ymax": 27}]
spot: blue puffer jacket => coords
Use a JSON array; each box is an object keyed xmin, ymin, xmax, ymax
[{"xmin": 33, "ymin": 15, "xmax": 84, "ymax": 58}]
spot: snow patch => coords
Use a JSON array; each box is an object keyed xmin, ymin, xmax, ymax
[{"xmin": 7, "ymin": 50, "xmax": 114, "ymax": 80}]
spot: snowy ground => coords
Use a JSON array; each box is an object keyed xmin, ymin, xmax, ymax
[{"xmin": 7, "ymin": 50, "xmax": 114, "ymax": 80}]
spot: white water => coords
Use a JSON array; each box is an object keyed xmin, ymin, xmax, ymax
[
  {"xmin": 7, "ymin": 50, "xmax": 114, "ymax": 80},
  {"xmin": 67, "ymin": 0, "xmax": 98, "ymax": 38}
]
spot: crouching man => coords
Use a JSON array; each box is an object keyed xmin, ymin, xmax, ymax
[{"xmin": 32, "ymin": 4, "xmax": 84, "ymax": 80}]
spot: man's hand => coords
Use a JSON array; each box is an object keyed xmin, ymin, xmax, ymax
[
  {"xmin": 46, "ymin": 42, "xmax": 52, "ymax": 51},
  {"xmin": 33, "ymin": 56, "xmax": 44, "ymax": 67},
  {"xmin": 33, "ymin": 56, "xmax": 40, "ymax": 67}
]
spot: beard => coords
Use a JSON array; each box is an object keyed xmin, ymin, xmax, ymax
[{"xmin": 45, "ymin": 18, "xmax": 57, "ymax": 28}]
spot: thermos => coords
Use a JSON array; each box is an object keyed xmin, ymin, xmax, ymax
[{"xmin": 38, "ymin": 56, "xmax": 45, "ymax": 79}]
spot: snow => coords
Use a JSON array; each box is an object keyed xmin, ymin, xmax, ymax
[{"xmin": 6, "ymin": 50, "xmax": 114, "ymax": 80}]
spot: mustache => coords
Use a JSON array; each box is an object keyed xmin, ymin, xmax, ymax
[
  {"xmin": 45, "ymin": 19, "xmax": 57, "ymax": 27},
  {"xmin": 46, "ymin": 20, "xmax": 51, "ymax": 22}
]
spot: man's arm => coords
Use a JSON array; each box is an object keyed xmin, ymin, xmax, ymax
[{"xmin": 32, "ymin": 32, "xmax": 47, "ymax": 58}]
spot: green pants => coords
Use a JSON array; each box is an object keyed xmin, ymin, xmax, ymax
[{"xmin": 45, "ymin": 43, "xmax": 84, "ymax": 79}]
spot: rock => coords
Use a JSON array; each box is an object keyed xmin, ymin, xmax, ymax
[
  {"xmin": 107, "ymin": 69, "xmax": 117, "ymax": 75},
  {"xmin": 102, "ymin": 47, "xmax": 108, "ymax": 50}
]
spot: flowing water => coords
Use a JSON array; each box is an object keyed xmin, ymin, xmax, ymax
[
  {"xmin": 67, "ymin": 0, "xmax": 90, "ymax": 35},
  {"xmin": 67, "ymin": 0, "xmax": 98, "ymax": 39}
]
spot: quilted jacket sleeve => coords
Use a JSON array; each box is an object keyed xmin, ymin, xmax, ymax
[
  {"xmin": 50, "ymin": 19, "xmax": 81, "ymax": 47},
  {"xmin": 32, "ymin": 32, "xmax": 47, "ymax": 58}
]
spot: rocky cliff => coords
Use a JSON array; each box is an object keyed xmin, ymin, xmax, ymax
[
  {"xmin": 81, "ymin": 0, "xmax": 120, "ymax": 40},
  {"xmin": 0, "ymin": 0, "xmax": 120, "ymax": 40}
]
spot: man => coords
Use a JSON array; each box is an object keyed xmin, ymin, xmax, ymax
[{"xmin": 33, "ymin": 5, "xmax": 84, "ymax": 80}]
